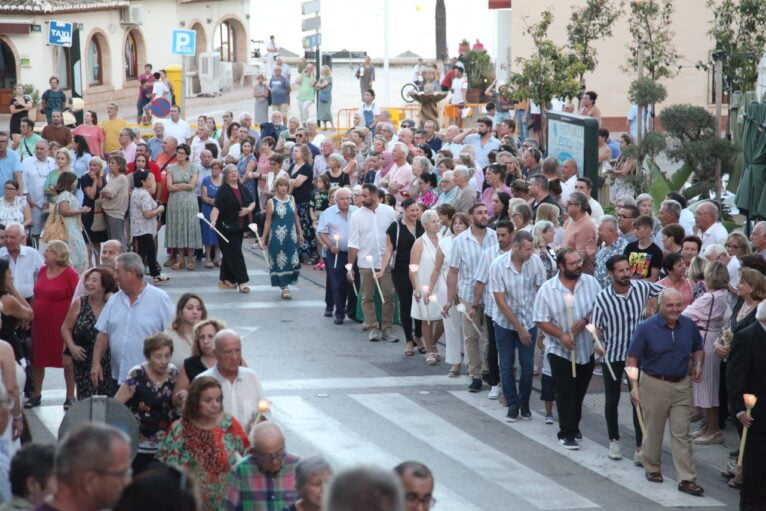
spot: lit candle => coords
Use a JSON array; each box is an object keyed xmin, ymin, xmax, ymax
[
  {"xmin": 344, "ymin": 263, "xmax": 358, "ymax": 295},
  {"xmin": 366, "ymin": 255, "xmax": 385, "ymax": 303},
  {"xmin": 586, "ymin": 324, "xmax": 616, "ymax": 381},
  {"xmin": 624, "ymin": 366, "xmax": 646, "ymax": 438},
  {"xmin": 333, "ymin": 234, "xmax": 341, "ymax": 268},
  {"xmin": 247, "ymin": 223, "xmax": 269, "ymax": 266},
  {"xmin": 254, "ymin": 399, "xmax": 271, "ymax": 424},
  {"xmin": 422, "ymin": 285, "xmax": 431, "ymax": 326},
  {"xmin": 738, "ymin": 393, "xmax": 759, "ymax": 466},
  {"xmin": 456, "ymin": 303, "xmax": 481, "ymax": 335},
  {"xmin": 563, "ymin": 293, "xmax": 576, "ymax": 378}
]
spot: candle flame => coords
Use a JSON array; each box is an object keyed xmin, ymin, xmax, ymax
[
  {"xmin": 624, "ymin": 366, "xmax": 639, "ymax": 380},
  {"xmin": 585, "ymin": 324, "xmax": 597, "ymax": 337},
  {"xmin": 563, "ymin": 293, "xmax": 574, "ymax": 305},
  {"xmin": 333, "ymin": 234, "xmax": 340, "ymax": 240},
  {"xmin": 365, "ymin": 255, "xmax": 373, "ymax": 262},
  {"xmin": 456, "ymin": 303, "xmax": 467, "ymax": 313},
  {"xmin": 744, "ymin": 394, "xmax": 758, "ymax": 409},
  {"xmin": 344, "ymin": 263, "xmax": 353, "ymax": 271},
  {"xmin": 409, "ymin": 264, "xmax": 420, "ymax": 273},
  {"xmin": 257, "ymin": 400, "xmax": 271, "ymax": 413}
]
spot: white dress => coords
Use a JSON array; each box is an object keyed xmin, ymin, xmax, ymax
[
  {"xmin": 411, "ymin": 235, "xmax": 442, "ymax": 321},
  {"xmin": 438, "ymin": 235, "xmax": 464, "ymax": 365},
  {"xmin": 0, "ymin": 359, "xmax": 24, "ymax": 501}
]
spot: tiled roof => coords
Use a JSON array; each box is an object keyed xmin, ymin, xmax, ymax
[{"xmin": 0, "ymin": 0, "xmax": 129, "ymax": 13}]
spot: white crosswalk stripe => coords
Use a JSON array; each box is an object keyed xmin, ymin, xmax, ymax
[
  {"xmin": 205, "ymin": 300, "xmax": 327, "ymax": 310},
  {"xmin": 165, "ymin": 285, "xmax": 299, "ymax": 295}
]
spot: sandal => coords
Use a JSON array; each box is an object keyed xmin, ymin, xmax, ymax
[
  {"xmin": 645, "ymin": 472, "xmax": 664, "ymax": 483},
  {"xmin": 205, "ymin": 261, "xmax": 214, "ymax": 268},
  {"xmin": 238, "ymin": 285, "xmax": 250, "ymax": 294},
  {"xmin": 171, "ymin": 261, "xmax": 182, "ymax": 270},
  {"xmin": 218, "ymin": 281, "xmax": 237, "ymax": 289},
  {"xmin": 425, "ymin": 353, "xmax": 438, "ymax": 365},
  {"xmin": 153, "ymin": 274, "xmax": 170, "ymax": 285},
  {"xmin": 164, "ymin": 257, "xmax": 177, "ymax": 267},
  {"xmin": 677, "ymin": 480, "xmax": 704, "ymax": 496},
  {"xmin": 448, "ymin": 365, "xmax": 460, "ymax": 377},
  {"xmin": 186, "ymin": 261, "xmax": 195, "ymax": 271},
  {"xmin": 214, "ymin": 259, "xmax": 221, "ymax": 267},
  {"xmin": 281, "ymin": 289, "xmax": 292, "ymax": 300},
  {"xmin": 405, "ymin": 341, "xmax": 415, "ymax": 356}
]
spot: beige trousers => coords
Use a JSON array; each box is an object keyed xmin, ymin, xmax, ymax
[
  {"xmin": 360, "ymin": 267, "xmax": 395, "ymax": 333},
  {"xmin": 459, "ymin": 298, "xmax": 487, "ymax": 379}
]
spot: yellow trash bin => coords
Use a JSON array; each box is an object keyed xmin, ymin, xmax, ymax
[{"xmin": 164, "ymin": 64, "xmax": 183, "ymax": 109}]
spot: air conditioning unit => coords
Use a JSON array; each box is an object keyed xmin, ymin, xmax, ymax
[
  {"xmin": 120, "ymin": 5, "xmax": 143, "ymax": 25},
  {"xmin": 199, "ymin": 52, "xmax": 222, "ymax": 95}
]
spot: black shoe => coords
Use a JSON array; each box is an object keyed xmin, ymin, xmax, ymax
[
  {"xmin": 324, "ymin": 309, "xmax": 333, "ymax": 317},
  {"xmin": 333, "ymin": 317, "xmax": 344, "ymax": 325},
  {"xmin": 481, "ymin": 371, "xmax": 491, "ymax": 385},
  {"xmin": 575, "ymin": 431, "xmax": 583, "ymax": 440},
  {"xmin": 506, "ymin": 405, "xmax": 519, "ymax": 422},
  {"xmin": 520, "ymin": 402, "xmax": 531, "ymax": 420},
  {"xmin": 63, "ymin": 399, "xmax": 75, "ymax": 411},
  {"xmin": 468, "ymin": 378, "xmax": 483, "ymax": 393},
  {"xmin": 24, "ymin": 396, "xmax": 41, "ymax": 409},
  {"xmin": 559, "ymin": 438, "xmax": 580, "ymax": 450}
]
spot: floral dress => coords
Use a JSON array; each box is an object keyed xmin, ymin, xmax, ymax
[
  {"xmin": 268, "ymin": 196, "xmax": 300, "ymax": 288},
  {"xmin": 156, "ymin": 416, "xmax": 249, "ymax": 511},
  {"xmin": 72, "ymin": 297, "xmax": 118, "ymax": 399},
  {"xmin": 166, "ymin": 164, "xmax": 202, "ymax": 249},
  {"xmin": 124, "ymin": 364, "xmax": 179, "ymax": 455},
  {"xmin": 200, "ymin": 176, "xmax": 220, "ymax": 247},
  {"xmin": 56, "ymin": 190, "xmax": 88, "ymax": 273}
]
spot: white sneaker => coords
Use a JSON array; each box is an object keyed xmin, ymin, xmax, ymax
[
  {"xmin": 488, "ymin": 385, "xmax": 501, "ymax": 400},
  {"xmin": 608, "ymin": 440, "xmax": 622, "ymax": 460},
  {"xmin": 545, "ymin": 415, "xmax": 555, "ymax": 425},
  {"xmin": 633, "ymin": 450, "xmax": 643, "ymax": 466}
]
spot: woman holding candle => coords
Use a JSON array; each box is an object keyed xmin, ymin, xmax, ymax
[
  {"xmin": 410, "ymin": 209, "xmax": 443, "ymax": 364},
  {"xmin": 262, "ymin": 176, "xmax": 303, "ymax": 299}
]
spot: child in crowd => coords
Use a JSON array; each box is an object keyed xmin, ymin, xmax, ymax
[{"xmin": 311, "ymin": 174, "xmax": 331, "ymax": 270}]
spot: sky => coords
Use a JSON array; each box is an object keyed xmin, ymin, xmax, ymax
[{"xmin": 249, "ymin": 0, "xmax": 498, "ymax": 60}]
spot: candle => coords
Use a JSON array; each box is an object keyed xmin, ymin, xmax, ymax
[
  {"xmin": 366, "ymin": 255, "xmax": 385, "ymax": 303},
  {"xmin": 247, "ymin": 223, "xmax": 269, "ymax": 266},
  {"xmin": 624, "ymin": 366, "xmax": 647, "ymax": 438},
  {"xmin": 422, "ymin": 285, "xmax": 431, "ymax": 326},
  {"xmin": 738, "ymin": 393, "xmax": 758, "ymax": 466},
  {"xmin": 563, "ymin": 293, "xmax": 576, "ymax": 378},
  {"xmin": 586, "ymin": 324, "xmax": 616, "ymax": 381},
  {"xmin": 333, "ymin": 234, "xmax": 340, "ymax": 268},
  {"xmin": 344, "ymin": 263, "xmax": 358, "ymax": 295},
  {"xmin": 456, "ymin": 303, "xmax": 481, "ymax": 335},
  {"xmin": 254, "ymin": 399, "xmax": 271, "ymax": 424}
]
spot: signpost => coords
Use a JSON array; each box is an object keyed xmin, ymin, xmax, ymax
[
  {"xmin": 172, "ymin": 29, "xmax": 197, "ymax": 111},
  {"xmin": 546, "ymin": 112, "xmax": 599, "ymax": 195},
  {"xmin": 48, "ymin": 21, "xmax": 73, "ymax": 47},
  {"xmin": 301, "ymin": 0, "xmax": 321, "ymax": 120},
  {"xmin": 48, "ymin": 21, "xmax": 83, "ymax": 124}
]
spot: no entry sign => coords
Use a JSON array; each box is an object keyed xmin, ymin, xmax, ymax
[{"xmin": 151, "ymin": 97, "xmax": 171, "ymax": 118}]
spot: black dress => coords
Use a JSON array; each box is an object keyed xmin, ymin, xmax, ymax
[
  {"xmin": 214, "ymin": 183, "xmax": 254, "ymax": 285},
  {"xmin": 72, "ymin": 297, "xmax": 118, "ymax": 399},
  {"xmin": 79, "ymin": 174, "xmax": 109, "ymax": 243},
  {"xmin": 386, "ymin": 220, "xmax": 424, "ymax": 342},
  {"xmin": 0, "ymin": 294, "xmax": 22, "ymax": 362},
  {"xmin": 183, "ymin": 356, "xmax": 209, "ymax": 381},
  {"xmin": 9, "ymin": 95, "xmax": 31, "ymax": 135}
]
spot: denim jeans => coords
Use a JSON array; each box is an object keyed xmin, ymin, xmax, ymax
[
  {"xmin": 494, "ymin": 324, "xmax": 536, "ymax": 407},
  {"xmin": 326, "ymin": 251, "xmax": 356, "ymax": 319}
]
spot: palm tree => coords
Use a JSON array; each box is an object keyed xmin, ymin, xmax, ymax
[{"xmin": 435, "ymin": 0, "xmax": 448, "ymax": 64}]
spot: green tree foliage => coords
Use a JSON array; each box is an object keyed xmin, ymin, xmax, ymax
[
  {"xmin": 707, "ymin": 0, "xmax": 766, "ymax": 93},
  {"xmin": 566, "ymin": 0, "xmax": 623, "ymax": 88},
  {"xmin": 623, "ymin": 0, "xmax": 679, "ymax": 82}
]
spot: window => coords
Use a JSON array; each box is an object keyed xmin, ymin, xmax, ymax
[
  {"xmin": 125, "ymin": 31, "xmax": 138, "ymax": 79},
  {"xmin": 88, "ymin": 37, "xmax": 102, "ymax": 86},
  {"xmin": 54, "ymin": 46, "xmax": 71, "ymax": 89},
  {"xmin": 214, "ymin": 21, "xmax": 235, "ymax": 62}
]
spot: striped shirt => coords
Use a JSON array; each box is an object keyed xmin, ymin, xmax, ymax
[
  {"xmin": 450, "ymin": 228, "xmax": 498, "ymax": 302},
  {"xmin": 489, "ymin": 251, "xmax": 546, "ymax": 331},
  {"xmin": 533, "ymin": 274, "xmax": 602, "ymax": 364},
  {"xmin": 473, "ymin": 245, "xmax": 510, "ymax": 319},
  {"xmin": 591, "ymin": 280, "xmax": 663, "ymax": 363}
]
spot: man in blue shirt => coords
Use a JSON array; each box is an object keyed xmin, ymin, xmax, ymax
[
  {"xmin": 627, "ymin": 288, "xmax": 705, "ymax": 497},
  {"xmin": 269, "ymin": 67, "xmax": 291, "ymax": 116},
  {"xmin": 452, "ymin": 117, "xmax": 500, "ymax": 170},
  {"xmin": 0, "ymin": 132, "xmax": 22, "ymax": 187}
]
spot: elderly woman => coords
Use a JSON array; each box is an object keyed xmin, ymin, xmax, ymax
[
  {"xmin": 724, "ymin": 232, "xmax": 752, "ymax": 298},
  {"xmin": 80, "ymin": 156, "xmax": 108, "ymax": 266},
  {"xmin": 511, "ymin": 203, "xmax": 533, "ymax": 233},
  {"xmin": 265, "ymin": 153, "xmax": 288, "ymax": 200},
  {"xmin": 0, "ymin": 179, "xmax": 31, "ymax": 228},
  {"xmin": 172, "ymin": 318, "xmax": 226, "ymax": 407},
  {"xmin": 480, "ymin": 164, "xmax": 511, "ymax": 218},
  {"xmin": 263, "ymin": 176, "xmax": 303, "ymax": 299},
  {"xmin": 253, "ymin": 73, "xmax": 270, "ymax": 125},
  {"xmin": 683, "ymin": 261, "xmax": 730, "ymax": 445},
  {"xmin": 657, "ymin": 253, "xmax": 693, "ymax": 308},
  {"xmin": 535, "ymin": 202, "xmax": 563, "ymax": 249},
  {"xmin": 200, "ymin": 159, "xmax": 224, "ymax": 268},
  {"xmin": 54, "ymin": 172, "xmax": 90, "ymax": 273},
  {"xmin": 316, "ymin": 65, "xmax": 334, "ymax": 128},
  {"xmin": 101, "ymin": 152, "xmax": 130, "ymax": 249},
  {"xmin": 237, "ymin": 138, "xmax": 259, "ymax": 207},
  {"xmin": 284, "ymin": 457, "xmax": 333, "ymax": 511},
  {"xmin": 290, "ymin": 144, "xmax": 317, "ymax": 264},
  {"xmin": 340, "ymin": 142, "xmax": 359, "ymax": 185},
  {"xmin": 114, "ymin": 333, "xmax": 179, "ymax": 474},
  {"xmin": 408, "ymin": 156, "xmax": 432, "ymax": 199},
  {"xmin": 326, "ymin": 153, "xmax": 350, "ymax": 188},
  {"xmin": 166, "ymin": 293, "xmax": 207, "ymax": 369},
  {"xmin": 211, "ymin": 164, "xmax": 256, "ymax": 292},
  {"xmin": 166, "ymin": 143, "xmax": 202, "ymax": 271},
  {"xmin": 157, "ymin": 377, "xmax": 249, "ymax": 511},
  {"xmin": 131, "ymin": 170, "xmax": 166, "ymax": 284},
  {"xmin": 26, "ymin": 241, "xmax": 79, "ymax": 409},
  {"xmin": 411, "ymin": 209, "xmax": 443, "ymax": 364},
  {"xmin": 533, "ymin": 220, "xmax": 557, "ymax": 280}
]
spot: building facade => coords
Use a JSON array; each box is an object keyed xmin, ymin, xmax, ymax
[{"xmin": 0, "ymin": 0, "xmax": 250, "ymax": 115}]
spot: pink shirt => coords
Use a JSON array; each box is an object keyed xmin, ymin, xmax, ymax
[
  {"xmin": 563, "ymin": 214, "xmax": 597, "ymax": 275},
  {"xmin": 72, "ymin": 124, "xmax": 104, "ymax": 157},
  {"xmin": 387, "ymin": 162, "xmax": 413, "ymax": 204},
  {"xmin": 657, "ymin": 277, "xmax": 694, "ymax": 309},
  {"xmin": 480, "ymin": 185, "xmax": 510, "ymax": 218}
]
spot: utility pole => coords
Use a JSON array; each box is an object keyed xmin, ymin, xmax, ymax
[
  {"xmin": 714, "ymin": 55, "xmax": 724, "ymax": 202},
  {"xmin": 636, "ymin": 41, "xmax": 644, "ymax": 147}
]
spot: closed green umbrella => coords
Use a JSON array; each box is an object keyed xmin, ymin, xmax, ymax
[{"xmin": 735, "ymin": 101, "xmax": 766, "ymax": 218}]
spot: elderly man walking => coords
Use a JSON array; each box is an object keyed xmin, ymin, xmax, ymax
[
  {"xmin": 627, "ymin": 288, "xmax": 705, "ymax": 496},
  {"xmin": 22, "ymin": 139, "xmax": 55, "ymax": 245}
]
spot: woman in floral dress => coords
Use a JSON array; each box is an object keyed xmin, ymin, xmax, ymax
[
  {"xmin": 114, "ymin": 333, "xmax": 179, "ymax": 475},
  {"xmin": 165, "ymin": 143, "xmax": 202, "ymax": 270},
  {"xmin": 262, "ymin": 176, "xmax": 303, "ymax": 300},
  {"xmin": 54, "ymin": 172, "xmax": 90, "ymax": 273},
  {"xmin": 157, "ymin": 376, "xmax": 249, "ymax": 511}
]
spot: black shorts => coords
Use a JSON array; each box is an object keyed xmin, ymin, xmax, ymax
[{"xmin": 540, "ymin": 373, "xmax": 555, "ymax": 402}]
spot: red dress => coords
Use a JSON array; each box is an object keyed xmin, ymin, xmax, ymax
[{"xmin": 31, "ymin": 265, "xmax": 79, "ymax": 368}]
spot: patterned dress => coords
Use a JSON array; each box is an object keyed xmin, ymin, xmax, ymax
[
  {"xmin": 237, "ymin": 154, "xmax": 258, "ymax": 204},
  {"xmin": 166, "ymin": 163, "xmax": 202, "ymax": 249},
  {"xmin": 56, "ymin": 191, "xmax": 88, "ymax": 273},
  {"xmin": 156, "ymin": 416, "xmax": 249, "ymax": 511},
  {"xmin": 72, "ymin": 297, "xmax": 118, "ymax": 399},
  {"xmin": 268, "ymin": 196, "xmax": 300, "ymax": 288},
  {"xmin": 124, "ymin": 364, "xmax": 179, "ymax": 454},
  {"xmin": 200, "ymin": 176, "xmax": 220, "ymax": 247}
]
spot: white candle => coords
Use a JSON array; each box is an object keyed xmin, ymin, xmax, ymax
[
  {"xmin": 563, "ymin": 293, "xmax": 576, "ymax": 378},
  {"xmin": 366, "ymin": 255, "xmax": 384, "ymax": 303},
  {"xmin": 456, "ymin": 303, "xmax": 481, "ymax": 335},
  {"xmin": 421, "ymin": 285, "xmax": 431, "ymax": 325},
  {"xmin": 738, "ymin": 394, "xmax": 758, "ymax": 466},
  {"xmin": 624, "ymin": 366, "xmax": 646, "ymax": 438},
  {"xmin": 586, "ymin": 324, "xmax": 616, "ymax": 381},
  {"xmin": 344, "ymin": 263, "xmax": 358, "ymax": 295},
  {"xmin": 333, "ymin": 233, "xmax": 340, "ymax": 268}
]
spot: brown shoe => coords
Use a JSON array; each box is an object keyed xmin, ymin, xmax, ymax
[
  {"xmin": 677, "ymin": 480, "xmax": 704, "ymax": 496},
  {"xmin": 645, "ymin": 471, "xmax": 664, "ymax": 483}
]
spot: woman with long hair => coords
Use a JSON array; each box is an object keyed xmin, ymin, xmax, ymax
[
  {"xmin": 55, "ymin": 172, "xmax": 90, "ymax": 273},
  {"xmin": 609, "ymin": 133, "xmax": 637, "ymax": 203},
  {"xmin": 100, "ymin": 152, "xmax": 130, "ymax": 248},
  {"xmin": 172, "ymin": 318, "xmax": 227, "ymax": 407},
  {"xmin": 0, "ymin": 179, "xmax": 31, "ymax": 229},
  {"xmin": 71, "ymin": 110, "xmax": 104, "ymax": 158},
  {"xmin": 166, "ymin": 293, "xmax": 208, "ymax": 369},
  {"xmin": 488, "ymin": 191, "xmax": 511, "ymax": 230},
  {"xmin": 79, "ymin": 157, "xmax": 108, "ymax": 266},
  {"xmin": 71, "ymin": 135, "xmax": 92, "ymax": 184},
  {"xmin": 289, "ymin": 144, "xmax": 317, "ymax": 264},
  {"xmin": 237, "ymin": 138, "xmax": 259, "ymax": 210},
  {"xmin": 166, "ymin": 143, "xmax": 202, "ymax": 271},
  {"xmin": 201, "ymin": 160, "xmax": 224, "ymax": 268},
  {"xmin": 481, "ymin": 164, "xmax": 510, "ymax": 218},
  {"xmin": 256, "ymin": 136, "xmax": 275, "ymax": 206}
]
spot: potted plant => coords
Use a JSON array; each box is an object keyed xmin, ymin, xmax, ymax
[
  {"xmin": 22, "ymin": 84, "xmax": 42, "ymax": 121},
  {"xmin": 462, "ymin": 49, "xmax": 493, "ymax": 103}
]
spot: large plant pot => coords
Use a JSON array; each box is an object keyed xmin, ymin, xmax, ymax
[{"xmin": 466, "ymin": 88, "xmax": 482, "ymax": 104}]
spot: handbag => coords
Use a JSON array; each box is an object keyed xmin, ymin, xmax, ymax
[
  {"xmin": 318, "ymin": 88, "xmax": 331, "ymax": 102},
  {"xmin": 41, "ymin": 202, "xmax": 68, "ymax": 242},
  {"xmin": 91, "ymin": 198, "xmax": 106, "ymax": 232}
]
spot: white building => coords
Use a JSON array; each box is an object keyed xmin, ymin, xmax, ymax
[{"xmin": 0, "ymin": 0, "xmax": 250, "ymax": 115}]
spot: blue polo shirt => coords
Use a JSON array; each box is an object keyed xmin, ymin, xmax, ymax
[
  {"xmin": 316, "ymin": 204, "xmax": 358, "ymax": 252},
  {"xmin": 628, "ymin": 314, "xmax": 703, "ymax": 378},
  {"xmin": 0, "ymin": 150, "xmax": 21, "ymax": 184}
]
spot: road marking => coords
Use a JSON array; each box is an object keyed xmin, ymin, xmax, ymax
[
  {"xmin": 263, "ymin": 375, "xmax": 470, "ymax": 392},
  {"xmin": 351, "ymin": 393, "xmax": 598, "ymax": 510},
  {"xmin": 166, "ymin": 285, "xmax": 299, "ymax": 294},
  {"xmin": 270, "ymin": 395, "xmax": 482, "ymax": 511},
  {"xmin": 451, "ymin": 391, "xmax": 724, "ymax": 508},
  {"xmin": 165, "ymin": 269, "xmax": 268, "ymax": 278},
  {"xmin": 205, "ymin": 300, "xmax": 326, "ymax": 310},
  {"xmin": 29, "ymin": 405, "xmax": 65, "ymax": 439}
]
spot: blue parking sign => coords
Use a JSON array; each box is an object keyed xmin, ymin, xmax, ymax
[
  {"xmin": 48, "ymin": 21, "xmax": 73, "ymax": 47},
  {"xmin": 172, "ymin": 30, "xmax": 196, "ymax": 56}
]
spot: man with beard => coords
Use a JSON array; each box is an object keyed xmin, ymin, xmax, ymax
[
  {"xmin": 444, "ymin": 203, "xmax": 498, "ymax": 392},
  {"xmin": 453, "ymin": 117, "xmax": 501, "ymax": 170},
  {"xmin": 533, "ymin": 247, "xmax": 601, "ymax": 449},
  {"xmin": 591, "ymin": 254, "xmax": 662, "ymax": 463}
]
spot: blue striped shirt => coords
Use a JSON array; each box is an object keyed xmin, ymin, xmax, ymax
[
  {"xmin": 449, "ymin": 228, "xmax": 498, "ymax": 302},
  {"xmin": 473, "ymin": 246, "xmax": 509, "ymax": 319},
  {"xmin": 489, "ymin": 251, "xmax": 546, "ymax": 330}
]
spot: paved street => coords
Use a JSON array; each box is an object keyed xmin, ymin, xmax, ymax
[{"xmin": 22, "ymin": 238, "xmax": 743, "ymax": 510}]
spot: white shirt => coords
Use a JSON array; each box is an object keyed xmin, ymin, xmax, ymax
[
  {"xmin": 348, "ymin": 204, "xmax": 398, "ymax": 269},
  {"xmin": 450, "ymin": 76, "xmax": 467, "ymax": 104},
  {"xmin": 226, "ymin": 143, "xmax": 241, "ymax": 161},
  {"xmin": 196, "ymin": 365, "xmax": 266, "ymax": 432},
  {"xmin": 311, "ymin": 133, "xmax": 326, "ymax": 147},
  {"xmin": 700, "ymin": 222, "xmax": 728, "ymax": 251},
  {"xmin": 22, "ymin": 156, "xmax": 55, "ymax": 208},
  {"xmin": 151, "ymin": 80, "xmax": 169, "ymax": 100},
  {"xmin": 189, "ymin": 136, "xmax": 209, "ymax": 165},
  {"xmin": 589, "ymin": 198, "xmax": 604, "ymax": 221},
  {"xmin": 0, "ymin": 246, "xmax": 43, "ymax": 298},
  {"xmin": 561, "ymin": 176, "xmax": 577, "ymax": 204},
  {"xmin": 160, "ymin": 118, "xmax": 192, "ymax": 144},
  {"xmin": 680, "ymin": 208, "xmax": 695, "ymax": 234}
]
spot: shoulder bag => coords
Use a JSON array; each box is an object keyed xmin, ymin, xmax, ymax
[
  {"xmin": 42, "ymin": 202, "xmax": 68, "ymax": 242},
  {"xmin": 91, "ymin": 198, "xmax": 106, "ymax": 232}
]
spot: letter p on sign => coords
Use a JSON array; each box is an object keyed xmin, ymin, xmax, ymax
[{"xmin": 172, "ymin": 30, "xmax": 196, "ymax": 56}]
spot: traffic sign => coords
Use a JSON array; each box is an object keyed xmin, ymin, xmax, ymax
[
  {"xmin": 172, "ymin": 29, "xmax": 196, "ymax": 56},
  {"xmin": 302, "ymin": 0, "xmax": 321, "ymax": 15},
  {"xmin": 302, "ymin": 34, "xmax": 321, "ymax": 49},
  {"xmin": 151, "ymin": 97, "xmax": 171, "ymax": 118},
  {"xmin": 302, "ymin": 16, "xmax": 321, "ymax": 31},
  {"xmin": 48, "ymin": 20, "xmax": 73, "ymax": 47}
]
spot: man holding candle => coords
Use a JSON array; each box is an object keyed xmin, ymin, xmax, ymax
[
  {"xmin": 591, "ymin": 254, "xmax": 662, "ymax": 462},
  {"xmin": 317, "ymin": 188, "xmax": 358, "ymax": 325},
  {"xmin": 490, "ymin": 230, "xmax": 547, "ymax": 421},
  {"xmin": 626, "ymin": 288, "xmax": 705, "ymax": 497},
  {"xmin": 444, "ymin": 203, "xmax": 498, "ymax": 393},
  {"xmin": 533, "ymin": 247, "xmax": 601, "ymax": 449},
  {"xmin": 727, "ymin": 300, "xmax": 766, "ymax": 509},
  {"xmin": 348, "ymin": 183, "xmax": 398, "ymax": 342}
]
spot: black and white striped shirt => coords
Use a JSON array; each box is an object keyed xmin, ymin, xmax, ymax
[{"xmin": 591, "ymin": 280, "xmax": 663, "ymax": 362}]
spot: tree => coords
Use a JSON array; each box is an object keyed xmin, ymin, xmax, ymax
[
  {"xmin": 707, "ymin": 0, "xmax": 766, "ymax": 94},
  {"xmin": 623, "ymin": 0, "xmax": 679, "ymax": 82},
  {"xmin": 435, "ymin": 0, "xmax": 448, "ymax": 64},
  {"xmin": 508, "ymin": 11, "xmax": 580, "ymax": 150},
  {"xmin": 566, "ymin": 0, "xmax": 623, "ymax": 89}
]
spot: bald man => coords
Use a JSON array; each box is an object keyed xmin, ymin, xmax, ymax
[
  {"xmin": 694, "ymin": 201, "xmax": 727, "ymax": 251},
  {"xmin": 222, "ymin": 422, "xmax": 300, "ymax": 510},
  {"xmin": 560, "ymin": 159, "xmax": 578, "ymax": 204}
]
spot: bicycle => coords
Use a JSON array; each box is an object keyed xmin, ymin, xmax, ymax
[{"xmin": 400, "ymin": 82, "xmax": 422, "ymax": 103}]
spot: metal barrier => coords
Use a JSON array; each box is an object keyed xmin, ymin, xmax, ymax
[
  {"xmin": 336, "ymin": 106, "xmax": 420, "ymax": 131},
  {"xmin": 441, "ymin": 103, "xmax": 487, "ymax": 127}
]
